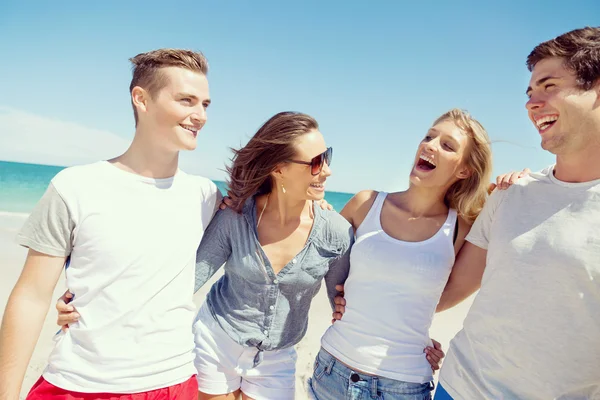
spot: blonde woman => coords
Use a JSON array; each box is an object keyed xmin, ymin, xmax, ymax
[{"xmin": 309, "ymin": 109, "xmax": 493, "ymax": 400}]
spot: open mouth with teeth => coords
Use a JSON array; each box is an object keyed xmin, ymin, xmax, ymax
[
  {"xmin": 535, "ymin": 115, "xmax": 558, "ymax": 133},
  {"xmin": 416, "ymin": 155, "xmax": 436, "ymax": 172},
  {"xmin": 180, "ymin": 124, "xmax": 198, "ymax": 137},
  {"xmin": 310, "ymin": 182, "xmax": 325, "ymax": 191}
]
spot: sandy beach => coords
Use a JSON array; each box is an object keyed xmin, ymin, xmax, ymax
[{"xmin": 0, "ymin": 213, "xmax": 475, "ymax": 399}]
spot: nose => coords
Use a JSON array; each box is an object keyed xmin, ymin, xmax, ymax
[
  {"xmin": 526, "ymin": 93, "xmax": 544, "ymax": 112},
  {"xmin": 191, "ymin": 106, "xmax": 207, "ymax": 125},
  {"xmin": 424, "ymin": 138, "xmax": 438, "ymax": 153}
]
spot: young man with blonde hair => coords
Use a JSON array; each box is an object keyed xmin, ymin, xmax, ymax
[
  {"xmin": 435, "ymin": 26, "xmax": 600, "ymax": 399},
  {"xmin": 0, "ymin": 49, "xmax": 220, "ymax": 399}
]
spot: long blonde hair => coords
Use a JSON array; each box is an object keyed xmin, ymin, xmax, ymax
[{"xmin": 434, "ymin": 109, "xmax": 493, "ymax": 223}]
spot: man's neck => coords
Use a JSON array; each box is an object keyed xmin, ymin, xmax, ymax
[
  {"xmin": 554, "ymin": 142, "xmax": 600, "ymax": 183},
  {"xmin": 111, "ymin": 131, "xmax": 179, "ymax": 179}
]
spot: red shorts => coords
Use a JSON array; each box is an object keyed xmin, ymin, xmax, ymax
[{"xmin": 26, "ymin": 375, "xmax": 198, "ymax": 400}]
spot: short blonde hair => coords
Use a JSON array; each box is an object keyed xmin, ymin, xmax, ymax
[
  {"xmin": 129, "ymin": 49, "xmax": 209, "ymax": 124},
  {"xmin": 433, "ymin": 109, "xmax": 493, "ymax": 223}
]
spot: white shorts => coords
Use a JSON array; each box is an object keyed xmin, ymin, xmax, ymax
[{"xmin": 193, "ymin": 302, "xmax": 297, "ymax": 400}]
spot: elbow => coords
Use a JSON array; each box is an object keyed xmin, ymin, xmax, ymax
[{"xmin": 435, "ymin": 299, "xmax": 449, "ymax": 313}]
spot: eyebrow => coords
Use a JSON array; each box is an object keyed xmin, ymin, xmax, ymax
[
  {"xmin": 525, "ymin": 76, "xmax": 559, "ymax": 95},
  {"xmin": 176, "ymin": 93, "xmax": 211, "ymax": 104}
]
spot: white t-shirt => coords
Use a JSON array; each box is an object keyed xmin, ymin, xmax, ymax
[
  {"xmin": 17, "ymin": 161, "xmax": 220, "ymax": 393},
  {"xmin": 439, "ymin": 166, "xmax": 600, "ymax": 399}
]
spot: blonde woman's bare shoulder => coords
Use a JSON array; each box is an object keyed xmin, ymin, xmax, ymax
[{"xmin": 341, "ymin": 190, "xmax": 380, "ymax": 230}]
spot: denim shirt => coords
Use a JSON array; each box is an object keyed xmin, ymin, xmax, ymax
[{"xmin": 194, "ymin": 197, "xmax": 354, "ymax": 352}]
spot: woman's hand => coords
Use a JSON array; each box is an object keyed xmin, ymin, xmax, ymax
[
  {"xmin": 425, "ymin": 339, "xmax": 445, "ymax": 372},
  {"xmin": 56, "ymin": 290, "xmax": 79, "ymax": 331}
]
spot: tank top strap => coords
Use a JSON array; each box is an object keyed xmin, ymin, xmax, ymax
[
  {"xmin": 356, "ymin": 191, "xmax": 388, "ymax": 236},
  {"xmin": 443, "ymin": 208, "xmax": 458, "ymax": 240}
]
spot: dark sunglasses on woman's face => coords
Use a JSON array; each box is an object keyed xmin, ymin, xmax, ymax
[{"xmin": 286, "ymin": 147, "xmax": 333, "ymax": 176}]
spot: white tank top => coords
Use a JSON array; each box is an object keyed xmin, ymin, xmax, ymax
[{"xmin": 321, "ymin": 192, "xmax": 457, "ymax": 383}]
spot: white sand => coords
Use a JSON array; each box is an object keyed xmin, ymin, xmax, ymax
[{"xmin": 0, "ymin": 213, "xmax": 474, "ymax": 399}]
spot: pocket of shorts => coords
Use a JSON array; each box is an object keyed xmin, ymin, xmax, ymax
[{"xmin": 380, "ymin": 382, "xmax": 433, "ymax": 398}]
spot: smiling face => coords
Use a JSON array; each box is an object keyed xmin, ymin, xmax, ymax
[
  {"xmin": 278, "ymin": 129, "xmax": 332, "ymax": 201},
  {"xmin": 409, "ymin": 119, "xmax": 471, "ymax": 190},
  {"xmin": 132, "ymin": 67, "xmax": 211, "ymax": 152},
  {"xmin": 526, "ymin": 57, "xmax": 600, "ymax": 156}
]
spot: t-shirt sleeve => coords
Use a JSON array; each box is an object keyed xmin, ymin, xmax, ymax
[
  {"xmin": 465, "ymin": 188, "xmax": 507, "ymax": 250},
  {"xmin": 200, "ymin": 181, "xmax": 224, "ymax": 228},
  {"xmin": 16, "ymin": 182, "xmax": 74, "ymax": 257}
]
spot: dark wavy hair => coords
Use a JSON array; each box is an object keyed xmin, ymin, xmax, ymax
[
  {"xmin": 226, "ymin": 112, "xmax": 319, "ymax": 212},
  {"xmin": 527, "ymin": 26, "xmax": 600, "ymax": 90}
]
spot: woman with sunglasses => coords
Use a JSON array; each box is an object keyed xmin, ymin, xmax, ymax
[
  {"xmin": 188, "ymin": 111, "xmax": 353, "ymax": 400},
  {"xmin": 308, "ymin": 109, "xmax": 493, "ymax": 400}
]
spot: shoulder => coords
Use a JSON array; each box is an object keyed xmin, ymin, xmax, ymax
[
  {"xmin": 487, "ymin": 169, "xmax": 548, "ymax": 209},
  {"xmin": 50, "ymin": 162, "xmax": 107, "ymax": 197},
  {"xmin": 346, "ymin": 190, "xmax": 378, "ymax": 209},
  {"xmin": 212, "ymin": 207, "xmax": 244, "ymax": 225},
  {"xmin": 52, "ymin": 162, "xmax": 105, "ymax": 184},
  {"xmin": 179, "ymin": 172, "xmax": 219, "ymax": 195},
  {"xmin": 320, "ymin": 208, "xmax": 352, "ymax": 233},
  {"xmin": 341, "ymin": 190, "xmax": 380, "ymax": 229},
  {"xmin": 317, "ymin": 208, "xmax": 354, "ymax": 250},
  {"xmin": 511, "ymin": 166, "xmax": 554, "ymax": 190}
]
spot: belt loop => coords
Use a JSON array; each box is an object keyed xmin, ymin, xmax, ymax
[
  {"xmin": 370, "ymin": 376, "xmax": 378, "ymax": 399},
  {"xmin": 324, "ymin": 355, "xmax": 335, "ymax": 375}
]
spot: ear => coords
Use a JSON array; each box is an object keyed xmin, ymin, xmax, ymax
[
  {"xmin": 456, "ymin": 165, "xmax": 472, "ymax": 180},
  {"xmin": 131, "ymin": 86, "xmax": 149, "ymax": 115}
]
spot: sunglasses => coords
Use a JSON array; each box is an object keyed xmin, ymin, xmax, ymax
[{"xmin": 286, "ymin": 147, "xmax": 333, "ymax": 176}]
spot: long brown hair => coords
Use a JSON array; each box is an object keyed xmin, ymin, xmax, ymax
[
  {"xmin": 434, "ymin": 109, "xmax": 493, "ymax": 223},
  {"xmin": 226, "ymin": 112, "xmax": 319, "ymax": 212}
]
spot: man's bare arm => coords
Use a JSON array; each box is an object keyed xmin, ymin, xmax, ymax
[
  {"xmin": 0, "ymin": 249, "xmax": 65, "ymax": 399},
  {"xmin": 437, "ymin": 242, "xmax": 487, "ymax": 312}
]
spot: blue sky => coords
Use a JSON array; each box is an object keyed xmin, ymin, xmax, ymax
[{"xmin": 1, "ymin": 1, "xmax": 598, "ymax": 193}]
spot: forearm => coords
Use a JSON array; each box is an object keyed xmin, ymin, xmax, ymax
[
  {"xmin": 0, "ymin": 287, "xmax": 52, "ymax": 399},
  {"xmin": 194, "ymin": 260, "xmax": 225, "ymax": 293},
  {"xmin": 436, "ymin": 279, "xmax": 480, "ymax": 312},
  {"xmin": 324, "ymin": 256, "xmax": 350, "ymax": 310},
  {"xmin": 436, "ymin": 242, "xmax": 486, "ymax": 313}
]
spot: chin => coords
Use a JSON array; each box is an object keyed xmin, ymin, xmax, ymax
[
  {"xmin": 178, "ymin": 139, "xmax": 198, "ymax": 151},
  {"xmin": 307, "ymin": 191, "xmax": 326, "ymax": 201}
]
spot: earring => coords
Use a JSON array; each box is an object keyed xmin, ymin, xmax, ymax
[{"xmin": 282, "ymin": 183, "xmax": 286, "ymax": 194}]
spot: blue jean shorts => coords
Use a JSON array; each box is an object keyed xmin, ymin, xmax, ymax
[{"xmin": 307, "ymin": 348, "xmax": 434, "ymax": 400}]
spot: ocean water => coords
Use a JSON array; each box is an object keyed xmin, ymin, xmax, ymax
[{"xmin": 0, "ymin": 160, "xmax": 354, "ymax": 214}]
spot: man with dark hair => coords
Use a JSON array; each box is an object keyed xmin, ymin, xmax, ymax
[
  {"xmin": 0, "ymin": 49, "xmax": 220, "ymax": 400},
  {"xmin": 435, "ymin": 26, "xmax": 600, "ymax": 399}
]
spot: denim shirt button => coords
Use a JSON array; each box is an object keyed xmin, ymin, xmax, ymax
[
  {"xmin": 269, "ymin": 305, "xmax": 274, "ymax": 310},
  {"xmin": 273, "ymin": 279, "xmax": 279, "ymax": 284},
  {"xmin": 292, "ymin": 258, "xmax": 297, "ymax": 264},
  {"xmin": 263, "ymin": 330, "xmax": 268, "ymax": 335}
]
